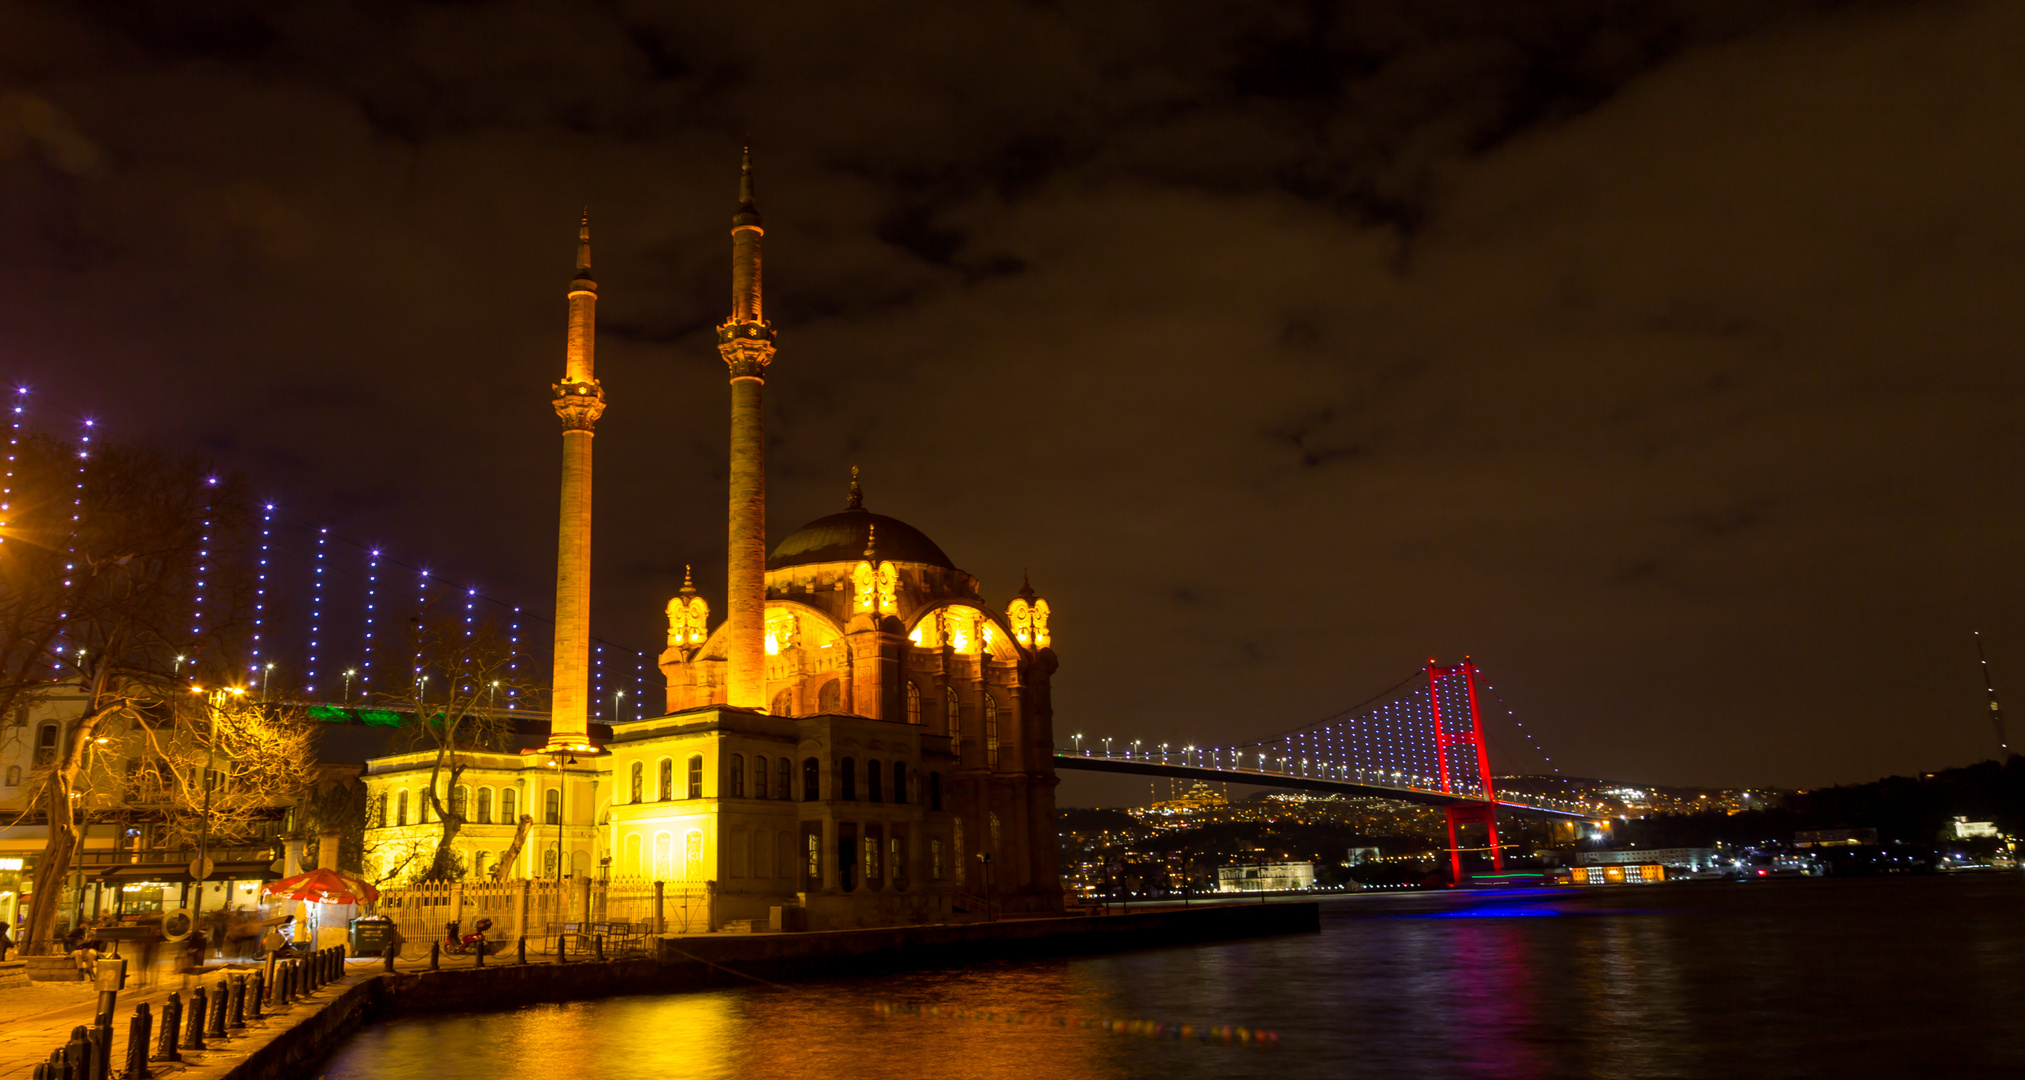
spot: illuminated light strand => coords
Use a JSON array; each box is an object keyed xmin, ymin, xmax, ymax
[
  {"xmin": 0, "ymin": 387, "xmax": 22, "ymax": 545},
  {"xmin": 362, "ymin": 548, "xmax": 380, "ymax": 696},
  {"xmin": 414, "ymin": 566, "xmax": 430, "ymax": 694},
  {"xmin": 307, "ymin": 528, "xmax": 327, "ymax": 695},
  {"xmin": 191, "ymin": 477, "xmax": 218, "ymax": 646},
  {"xmin": 251, "ymin": 501, "xmax": 273, "ymax": 669},
  {"xmin": 55, "ymin": 415, "xmax": 94, "ymax": 676},
  {"xmin": 508, "ymin": 606, "xmax": 520, "ymax": 705},
  {"xmin": 873, "ymin": 1002, "xmax": 1280, "ymax": 1047}
]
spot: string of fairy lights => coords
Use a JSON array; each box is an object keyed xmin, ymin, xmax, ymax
[{"xmin": 9, "ymin": 384, "xmax": 657, "ymax": 722}]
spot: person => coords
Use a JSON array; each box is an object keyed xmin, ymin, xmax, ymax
[
  {"xmin": 184, "ymin": 927, "xmax": 208, "ymax": 973},
  {"xmin": 0, "ymin": 920, "xmax": 14, "ymax": 961}
]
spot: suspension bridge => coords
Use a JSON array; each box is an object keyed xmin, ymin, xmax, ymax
[{"xmin": 1054, "ymin": 659, "xmax": 1590, "ymax": 880}]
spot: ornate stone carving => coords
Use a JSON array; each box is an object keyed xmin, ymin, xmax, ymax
[
  {"xmin": 717, "ymin": 319, "xmax": 776, "ymax": 380},
  {"xmin": 552, "ymin": 378, "xmax": 605, "ymax": 430}
]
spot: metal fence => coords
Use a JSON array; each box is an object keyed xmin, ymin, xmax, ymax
[{"xmin": 374, "ymin": 877, "xmax": 711, "ymax": 955}]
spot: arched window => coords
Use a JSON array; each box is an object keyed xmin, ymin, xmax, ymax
[
  {"xmin": 929, "ymin": 771, "xmax": 942, "ymax": 812},
  {"xmin": 624, "ymin": 833, "xmax": 642, "ymax": 876},
  {"xmin": 946, "ymin": 687, "xmax": 961, "ymax": 753},
  {"xmin": 396, "ymin": 789, "xmax": 409, "ymax": 826},
  {"xmin": 754, "ymin": 755, "xmax": 769, "ymax": 799},
  {"xmin": 545, "ymin": 787, "xmax": 561, "ymax": 825},
  {"xmin": 543, "ymin": 849, "xmax": 559, "ymax": 879},
  {"xmin": 659, "ymin": 758, "xmax": 673, "ymax": 801},
  {"xmin": 476, "ymin": 787, "xmax": 493, "ymax": 824},
  {"xmin": 892, "ymin": 762, "xmax": 906, "ymax": 805},
  {"xmin": 771, "ymin": 689, "xmax": 794, "ymax": 716},
  {"xmin": 684, "ymin": 831, "xmax": 704, "ymax": 880},
  {"xmin": 985, "ymin": 693, "xmax": 999, "ymax": 767},
  {"xmin": 839, "ymin": 757, "xmax": 857, "ymax": 801},
  {"xmin": 5, "ymin": 765, "xmax": 20, "ymax": 787},
  {"xmin": 866, "ymin": 759, "xmax": 882, "ymax": 803},
  {"xmin": 35, "ymin": 723, "xmax": 57, "ymax": 765},
  {"xmin": 652, "ymin": 832, "xmax": 673, "ymax": 879},
  {"xmin": 419, "ymin": 792, "xmax": 431, "ymax": 823},
  {"xmin": 687, "ymin": 755, "xmax": 703, "ymax": 799},
  {"xmin": 778, "ymin": 757, "xmax": 792, "ymax": 800},
  {"xmin": 729, "ymin": 754, "xmax": 745, "ymax": 797},
  {"xmin": 374, "ymin": 793, "xmax": 387, "ymax": 828},
  {"xmin": 501, "ymin": 787, "xmax": 517, "ymax": 822},
  {"xmin": 803, "ymin": 757, "xmax": 821, "ymax": 802},
  {"xmin": 630, "ymin": 761, "xmax": 643, "ymax": 804},
  {"xmin": 906, "ymin": 682, "xmax": 921, "ymax": 725},
  {"xmin": 818, "ymin": 679, "xmax": 841, "ymax": 713},
  {"xmin": 451, "ymin": 785, "xmax": 469, "ymax": 818}
]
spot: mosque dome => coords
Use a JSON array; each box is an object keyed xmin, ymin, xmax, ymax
[
  {"xmin": 770, "ymin": 469, "xmax": 956, "ymax": 571},
  {"xmin": 768, "ymin": 507, "xmax": 956, "ymax": 571}
]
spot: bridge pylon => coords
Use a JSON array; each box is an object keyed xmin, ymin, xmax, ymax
[{"xmin": 1429, "ymin": 657, "xmax": 1504, "ymax": 882}]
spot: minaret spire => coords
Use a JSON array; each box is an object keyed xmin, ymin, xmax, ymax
[
  {"xmin": 719, "ymin": 145, "xmax": 776, "ymax": 710},
  {"xmin": 547, "ymin": 209, "xmax": 605, "ymax": 750}
]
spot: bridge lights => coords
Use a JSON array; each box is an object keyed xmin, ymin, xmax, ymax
[
  {"xmin": 1160, "ymin": 742, "xmax": 1168, "ymax": 761},
  {"xmin": 1102, "ymin": 737, "xmax": 1112, "ymax": 758},
  {"xmin": 1132, "ymin": 739, "xmax": 1142, "ymax": 759},
  {"xmin": 1073, "ymin": 734, "xmax": 1084, "ymax": 754}
]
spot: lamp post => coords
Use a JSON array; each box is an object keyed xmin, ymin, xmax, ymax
[
  {"xmin": 613, "ymin": 689, "xmax": 625, "ymax": 722},
  {"xmin": 976, "ymin": 852, "xmax": 994, "ymax": 922},
  {"xmin": 262, "ymin": 663, "xmax": 275, "ymax": 701},
  {"xmin": 1102, "ymin": 738, "xmax": 1112, "ymax": 758},
  {"xmin": 1072, "ymin": 734, "xmax": 1083, "ymax": 755},
  {"xmin": 343, "ymin": 669, "xmax": 355, "ymax": 702}
]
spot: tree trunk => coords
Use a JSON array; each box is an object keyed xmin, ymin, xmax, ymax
[
  {"xmin": 22, "ymin": 702, "xmax": 117, "ymax": 953},
  {"xmin": 494, "ymin": 815, "xmax": 535, "ymax": 881}
]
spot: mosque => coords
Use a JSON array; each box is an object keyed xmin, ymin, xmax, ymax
[{"xmin": 361, "ymin": 154, "xmax": 1065, "ymax": 929}]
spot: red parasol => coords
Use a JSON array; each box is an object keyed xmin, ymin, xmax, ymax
[{"xmin": 261, "ymin": 867, "xmax": 380, "ymax": 905}]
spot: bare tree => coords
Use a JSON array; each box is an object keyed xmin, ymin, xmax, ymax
[
  {"xmin": 1, "ymin": 435, "xmax": 253, "ymax": 951},
  {"xmin": 374, "ymin": 602, "xmax": 537, "ymax": 881}
]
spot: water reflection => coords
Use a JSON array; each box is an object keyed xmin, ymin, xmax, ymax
[{"xmin": 319, "ymin": 877, "xmax": 2025, "ymax": 1080}]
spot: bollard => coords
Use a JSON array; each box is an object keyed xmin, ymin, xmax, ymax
[
  {"xmin": 86, "ymin": 1023, "xmax": 109, "ymax": 1080},
  {"xmin": 286, "ymin": 960, "xmax": 299, "ymax": 1002},
  {"xmin": 428, "ymin": 940, "xmax": 440, "ymax": 971},
  {"xmin": 180, "ymin": 987, "xmax": 207, "ymax": 1051},
  {"xmin": 558, "ymin": 931, "xmax": 567, "ymax": 963},
  {"xmin": 227, "ymin": 975, "xmax": 246, "ymax": 1029},
  {"xmin": 474, "ymin": 935, "xmax": 485, "ymax": 967},
  {"xmin": 204, "ymin": 981, "xmax": 228, "ymax": 1040},
  {"xmin": 248, "ymin": 972, "xmax": 264, "ymax": 1021},
  {"xmin": 384, "ymin": 945, "xmax": 396, "ymax": 973},
  {"xmin": 126, "ymin": 1003, "xmax": 153, "ymax": 1080},
  {"xmin": 153, "ymin": 992, "xmax": 182, "ymax": 1063},
  {"xmin": 517, "ymin": 936, "xmax": 526, "ymax": 965},
  {"xmin": 595, "ymin": 934, "xmax": 605, "ymax": 962},
  {"xmin": 66, "ymin": 1026, "xmax": 94, "ymax": 1080}
]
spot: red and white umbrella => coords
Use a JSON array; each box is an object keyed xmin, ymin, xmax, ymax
[{"xmin": 260, "ymin": 867, "xmax": 379, "ymax": 905}]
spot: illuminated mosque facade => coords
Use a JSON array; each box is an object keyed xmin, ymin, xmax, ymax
[{"xmin": 363, "ymin": 154, "xmax": 1065, "ymax": 929}]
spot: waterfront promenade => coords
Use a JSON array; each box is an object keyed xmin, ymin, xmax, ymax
[{"xmin": 0, "ymin": 902, "xmax": 1318, "ymax": 1080}]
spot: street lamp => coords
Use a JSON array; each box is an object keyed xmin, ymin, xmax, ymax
[
  {"xmin": 1102, "ymin": 738, "xmax": 1112, "ymax": 758},
  {"xmin": 262, "ymin": 662, "xmax": 275, "ymax": 701},
  {"xmin": 343, "ymin": 669, "xmax": 356, "ymax": 702},
  {"xmin": 1072, "ymin": 734, "xmax": 1083, "ymax": 754},
  {"xmin": 613, "ymin": 689, "xmax": 626, "ymax": 721}
]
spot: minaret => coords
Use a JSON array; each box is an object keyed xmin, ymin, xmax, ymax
[
  {"xmin": 719, "ymin": 147, "xmax": 774, "ymax": 709},
  {"xmin": 548, "ymin": 210, "xmax": 603, "ymax": 749}
]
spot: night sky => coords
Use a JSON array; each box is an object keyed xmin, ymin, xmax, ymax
[{"xmin": 3, "ymin": 1, "xmax": 2021, "ymax": 791}]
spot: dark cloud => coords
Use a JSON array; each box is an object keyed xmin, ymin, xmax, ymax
[{"xmin": 1, "ymin": 0, "xmax": 2020, "ymax": 791}]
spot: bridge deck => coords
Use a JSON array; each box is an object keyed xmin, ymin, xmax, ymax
[{"xmin": 1052, "ymin": 752, "xmax": 1586, "ymax": 819}]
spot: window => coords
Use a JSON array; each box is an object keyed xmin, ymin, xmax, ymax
[
  {"xmin": 818, "ymin": 679, "xmax": 841, "ymax": 713},
  {"xmin": 778, "ymin": 757, "xmax": 793, "ymax": 801},
  {"xmin": 501, "ymin": 788, "xmax": 517, "ymax": 823},
  {"xmin": 771, "ymin": 689, "xmax": 793, "ymax": 716},
  {"xmin": 476, "ymin": 787, "xmax": 492, "ymax": 824},
  {"xmin": 930, "ymin": 838, "xmax": 944, "ymax": 880},
  {"xmin": 543, "ymin": 850, "xmax": 558, "ymax": 879},
  {"xmin": 754, "ymin": 755, "xmax": 769, "ymax": 799},
  {"xmin": 630, "ymin": 761, "xmax": 643, "ymax": 804},
  {"xmin": 943, "ymin": 684, "xmax": 959, "ymax": 753},
  {"xmin": 451, "ymin": 786, "xmax": 468, "ymax": 818},
  {"xmin": 684, "ymin": 831, "xmax": 704, "ymax": 880},
  {"xmin": 397, "ymin": 790, "xmax": 409, "ymax": 826},
  {"xmin": 653, "ymin": 832, "xmax": 673, "ymax": 880},
  {"xmin": 866, "ymin": 759, "xmax": 882, "ymax": 803},
  {"xmin": 373, "ymin": 794, "xmax": 387, "ymax": 828},
  {"xmin": 36, "ymin": 723, "xmax": 58, "ymax": 765},
  {"xmin": 892, "ymin": 762, "xmax": 906, "ymax": 805},
  {"xmin": 985, "ymin": 693, "xmax": 999, "ymax": 767},
  {"xmin": 803, "ymin": 757, "xmax": 821, "ymax": 802},
  {"xmin": 729, "ymin": 754, "xmax": 745, "ymax": 797},
  {"xmin": 929, "ymin": 771, "xmax": 942, "ymax": 811},
  {"xmin": 687, "ymin": 755, "xmax": 703, "ymax": 799},
  {"xmin": 545, "ymin": 787, "xmax": 561, "ymax": 825},
  {"xmin": 839, "ymin": 757, "xmax": 856, "ymax": 801},
  {"xmin": 906, "ymin": 682, "xmax": 921, "ymax": 725},
  {"xmin": 624, "ymin": 833, "xmax": 642, "ymax": 876},
  {"xmin": 891, "ymin": 834, "xmax": 906, "ymax": 883},
  {"xmin": 659, "ymin": 758, "xmax": 673, "ymax": 801},
  {"xmin": 419, "ymin": 792, "xmax": 431, "ymax": 822}
]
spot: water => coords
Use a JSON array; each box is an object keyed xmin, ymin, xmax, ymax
[{"xmin": 318, "ymin": 875, "xmax": 2024, "ymax": 1079}]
